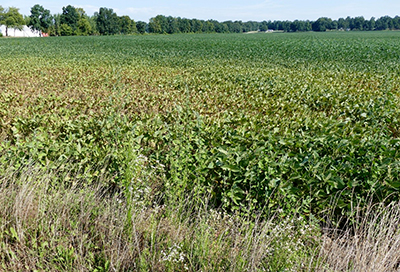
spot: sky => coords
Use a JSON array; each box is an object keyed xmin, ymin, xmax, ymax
[{"xmin": 3, "ymin": 0, "xmax": 400, "ymax": 22}]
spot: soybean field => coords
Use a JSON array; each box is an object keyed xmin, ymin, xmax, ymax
[
  {"xmin": 1, "ymin": 31, "xmax": 400, "ymax": 270},
  {"xmin": 1, "ymin": 32, "xmax": 400, "ymax": 216}
]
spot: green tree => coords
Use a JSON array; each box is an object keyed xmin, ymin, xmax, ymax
[
  {"xmin": 166, "ymin": 16, "xmax": 179, "ymax": 34},
  {"xmin": 48, "ymin": 13, "xmax": 61, "ymax": 36},
  {"xmin": 214, "ymin": 21, "xmax": 228, "ymax": 33},
  {"xmin": 95, "ymin": 7, "xmax": 119, "ymax": 35},
  {"xmin": 28, "ymin": 4, "xmax": 52, "ymax": 36},
  {"xmin": 202, "ymin": 20, "xmax": 215, "ymax": 33},
  {"xmin": 177, "ymin": 17, "xmax": 191, "ymax": 33},
  {"xmin": 353, "ymin": 16, "xmax": 365, "ymax": 30},
  {"xmin": 191, "ymin": 19, "xmax": 204, "ymax": 33},
  {"xmin": 148, "ymin": 18, "xmax": 160, "ymax": 33},
  {"xmin": 312, "ymin": 17, "xmax": 333, "ymax": 31},
  {"xmin": 0, "ymin": 6, "xmax": 4, "ymax": 29},
  {"xmin": 149, "ymin": 15, "xmax": 168, "ymax": 33},
  {"xmin": 136, "ymin": 21, "xmax": 147, "ymax": 34},
  {"xmin": 290, "ymin": 20, "xmax": 301, "ymax": 32},
  {"xmin": 242, "ymin": 21, "xmax": 258, "ymax": 32},
  {"xmin": 76, "ymin": 17, "xmax": 92, "ymax": 35},
  {"xmin": 88, "ymin": 15, "xmax": 99, "ymax": 35},
  {"xmin": 3, "ymin": 7, "xmax": 25, "ymax": 36},
  {"xmin": 393, "ymin": 16, "xmax": 400, "ymax": 30},
  {"xmin": 60, "ymin": 24, "xmax": 72, "ymax": 36},
  {"xmin": 364, "ymin": 17, "xmax": 375, "ymax": 31},
  {"xmin": 337, "ymin": 17, "xmax": 349, "ymax": 30},
  {"xmin": 259, "ymin": 21, "xmax": 268, "ymax": 32},
  {"xmin": 24, "ymin": 15, "xmax": 30, "ymax": 26},
  {"xmin": 75, "ymin": 8, "xmax": 92, "ymax": 35},
  {"xmin": 60, "ymin": 5, "xmax": 79, "ymax": 35},
  {"xmin": 375, "ymin": 16, "xmax": 392, "ymax": 30},
  {"xmin": 119, "ymin": 15, "xmax": 135, "ymax": 34},
  {"xmin": 223, "ymin": 20, "xmax": 242, "ymax": 33}
]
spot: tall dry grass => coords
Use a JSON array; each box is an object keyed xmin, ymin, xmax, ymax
[
  {"xmin": 1, "ymin": 162, "xmax": 400, "ymax": 271},
  {"xmin": 314, "ymin": 200, "xmax": 400, "ymax": 271}
]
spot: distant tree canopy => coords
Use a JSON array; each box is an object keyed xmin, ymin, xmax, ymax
[
  {"xmin": 119, "ymin": 15, "xmax": 136, "ymax": 35},
  {"xmin": 1, "ymin": 4, "xmax": 400, "ymax": 37},
  {"xmin": 136, "ymin": 21, "xmax": 147, "ymax": 34},
  {"xmin": 0, "ymin": 6, "xmax": 5, "ymax": 33},
  {"xmin": 28, "ymin": 4, "xmax": 51, "ymax": 36},
  {"xmin": 1, "ymin": 6, "xmax": 25, "ymax": 36},
  {"xmin": 144, "ymin": 14, "xmax": 400, "ymax": 34},
  {"xmin": 60, "ymin": 5, "xmax": 79, "ymax": 32},
  {"xmin": 95, "ymin": 7, "xmax": 119, "ymax": 35}
]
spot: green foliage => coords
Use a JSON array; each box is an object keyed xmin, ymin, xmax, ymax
[
  {"xmin": 48, "ymin": 13, "xmax": 61, "ymax": 36},
  {"xmin": 95, "ymin": 7, "xmax": 119, "ymax": 35},
  {"xmin": 76, "ymin": 16, "xmax": 92, "ymax": 36},
  {"xmin": 60, "ymin": 23, "xmax": 73, "ymax": 36},
  {"xmin": 119, "ymin": 15, "xmax": 136, "ymax": 34},
  {"xmin": 3, "ymin": 30, "xmax": 400, "ymax": 271},
  {"xmin": 312, "ymin": 17, "xmax": 335, "ymax": 31},
  {"xmin": 2, "ymin": 7, "xmax": 25, "ymax": 36},
  {"xmin": 148, "ymin": 15, "xmax": 168, "ymax": 34},
  {"xmin": 136, "ymin": 21, "xmax": 147, "ymax": 34},
  {"xmin": 28, "ymin": 4, "xmax": 52, "ymax": 35},
  {"xmin": 0, "ymin": 6, "xmax": 5, "ymax": 24},
  {"xmin": 1, "ymin": 32, "xmax": 400, "ymax": 221},
  {"xmin": 60, "ymin": 5, "xmax": 79, "ymax": 34},
  {"xmin": 74, "ymin": 8, "xmax": 93, "ymax": 36}
]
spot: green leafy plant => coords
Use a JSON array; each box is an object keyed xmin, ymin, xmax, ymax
[{"xmin": 1, "ymin": 31, "xmax": 400, "ymax": 222}]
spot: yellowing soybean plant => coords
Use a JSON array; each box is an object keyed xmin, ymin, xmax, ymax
[{"xmin": 1, "ymin": 32, "xmax": 400, "ymax": 271}]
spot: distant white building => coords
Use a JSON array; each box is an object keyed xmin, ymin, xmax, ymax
[{"xmin": 0, "ymin": 25, "xmax": 41, "ymax": 37}]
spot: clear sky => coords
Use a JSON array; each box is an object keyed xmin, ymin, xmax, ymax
[{"xmin": 3, "ymin": 0, "xmax": 400, "ymax": 22}]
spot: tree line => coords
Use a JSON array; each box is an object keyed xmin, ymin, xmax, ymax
[{"xmin": 1, "ymin": 4, "xmax": 400, "ymax": 37}]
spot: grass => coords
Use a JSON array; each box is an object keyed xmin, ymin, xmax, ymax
[
  {"xmin": 0, "ymin": 161, "xmax": 315, "ymax": 271},
  {"xmin": 2, "ymin": 161, "xmax": 400, "ymax": 271},
  {"xmin": 317, "ymin": 201, "xmax": 400, "ymax": 271},
  {"xmin": 1, "ymin": 31, "xmax": 400, "ymax": 270}
]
